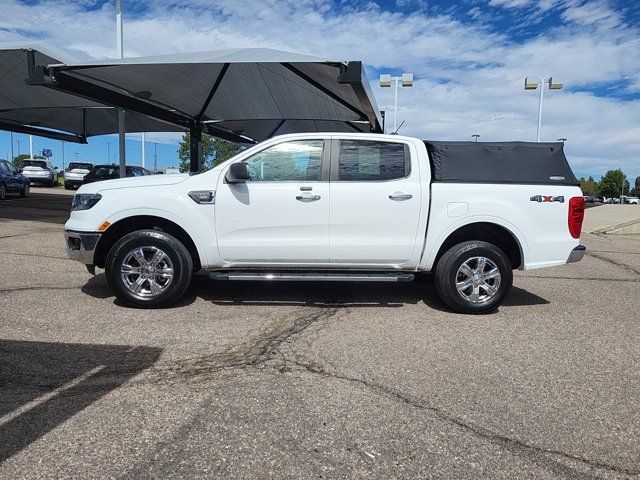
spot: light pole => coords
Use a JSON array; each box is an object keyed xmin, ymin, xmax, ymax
[
  {"xmin": 472, "ymin": 134, "xmax": 480, "ymax": 142},
  {"xmin": 524, "ymin": 77, "xmax": 563, "ymax": 142},
  {"xmin": 141, "ymin": 132, "xmax": 146, "ymax": 168},
  {"xmin": 10, "ymin": 132, "xmax": 14, "ymax": 162},
  {"xmin": 74, "ymin": 152, "xmax": 79, "ymax": 161},
  {"xmin": 153, "ymin": 142, "xmax": 158, "ymax": 173},
  {"xmin": 380, "ymin": 73, "xmax": 413, "ymax": 133},
  {"xmin": 61, "ymin": 140, "xmax": 66, "ymax": 171},
  {"xmin": 107, "ymin": 141, "xmax": 112, "ymax": 162},
  {"xmin": 29, "ymin": 135, "xmax": 34, "ymax": 159},
  {"xmin": 16, "ymin": 139, "xmax": 21, "ymax": 156}
]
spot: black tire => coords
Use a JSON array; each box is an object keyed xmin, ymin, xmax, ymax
[
  {"xmin": 20, "ymin": 183, "xmax": 29, "ymax": 198},
  {"xmin": 64, "ymin": 183, "xmax": 71, "ymax": 190},
  {"xmin": 105, "ymin": 230, "xmax": 193, "ymax": 308},
  {"xmin": 434, "ymin": 241, "xmax": 512, "ymax": 314},
  {"xmin": 0, "ymin": 183, "xmax": 6, "ymax": 200}
]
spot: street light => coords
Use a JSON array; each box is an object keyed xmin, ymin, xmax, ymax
[
  {"xmin": 16, "ymin": 139, "xmax": 21, "ymax": 156},
  {"xmin": 153, "ymin": 142, "xmax": 158, "ymax": 173},
  {"xmin": 524, "ymin": 77, "xmax": 563, "ymax": 142},
  {"xmin": 74, "ymin": 152, "xmax": 79, "ymax": 161},
  {"xmin": 472, "ymin": 134, "xmax": 480, "ymax": 142},
  {"xmin": 380, "ymin": 72, "xmax": 413, "ymax": 133}
]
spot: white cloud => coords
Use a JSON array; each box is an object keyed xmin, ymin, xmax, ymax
[{"xmin": 0, "ymin": 0, "xmax": 638, "ymax": 179}]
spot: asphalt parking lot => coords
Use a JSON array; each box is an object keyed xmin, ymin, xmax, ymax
[{"xmin": 1, "ymin": 188, "xmax": 639, "ymax": 479}]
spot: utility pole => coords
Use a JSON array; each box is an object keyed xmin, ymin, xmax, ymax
[
  {"xmin": 116, "ymin": 0, "xmax": 126, "ymax": 178},
  {"xmin": 29, "ymin": 135, "xmax": 34, "ymax": 159},
  {"xmin": 472, "ymin": 134, "xmax": 480, "ymax": 142},
  {"xmin": 10, "ymin": 132, "xmax": 14, "ymax": 163},
  {"xmin": 75, "ymin": 152, "xmax": 79, "ymax": 161},
  {"xmin": 16, "ymin": 139, "xmax": 21, "ymax": 156},
  {"xmin": 107, "ymin": 141, "xmax": 111, "ymax": 162},
  {"xmin": 153, "ymin": 142, "xmax": 158, "ymax": 173}
]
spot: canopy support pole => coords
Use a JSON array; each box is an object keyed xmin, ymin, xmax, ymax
[{"xmin": 190, "ymin": 125, "xmax": 203, "ymax": 173}]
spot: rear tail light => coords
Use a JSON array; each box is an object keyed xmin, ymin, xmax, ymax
[{"xmin": 568, "ymin": 196, "xmax": 585, "ymax": 239}]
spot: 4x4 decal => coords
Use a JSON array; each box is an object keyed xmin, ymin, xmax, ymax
[{"xmin": 530, "ymin": 195, "xmax": 565, "ymax": 203}]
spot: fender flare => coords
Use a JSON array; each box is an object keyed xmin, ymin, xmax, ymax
[{"xmin": 421, "ymin": 215, "xmax": 529, "ymax": 271}]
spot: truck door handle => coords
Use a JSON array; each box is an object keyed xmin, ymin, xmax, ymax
[
  {"xmin": 296, "ymin": 193, "xmax": 321, "ymax": 202},
  {"xmin": 389, "ymin": 192, "xmax": 413, "ymax": 201}
]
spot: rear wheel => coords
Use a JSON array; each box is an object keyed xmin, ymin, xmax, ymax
[
  {"xmin": 20, "ymin": 183, "xmax": 29, "ymax": 198},
  {"xmin": 0, "ymin": 183, "xmax": 6, "ymax": 200},
  {"xmin": 435, "ymin": 241, "xmax": 512, "ymax": 314},
  {"xmin": 105, "ymin": 230, "xmax": 193, "ymax": 308}
]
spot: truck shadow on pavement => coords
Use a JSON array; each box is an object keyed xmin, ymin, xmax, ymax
[
  {"xmin": 0, "ymin": 339, "xmax": 162, "ymax": 462},
  {"xmin": 81, "ymin": 273, "xmax": 549, "ymax": 312}
]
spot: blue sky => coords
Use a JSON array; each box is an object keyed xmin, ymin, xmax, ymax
[{"xmin": 1, "ymin": 0, "xmax": 639, "ymax": 181}]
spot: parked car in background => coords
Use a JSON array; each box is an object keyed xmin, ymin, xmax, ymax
[
  {"xmin": 64, "ymin": 162, "xmax": 93, "ymax": 190},
  {"xmin": 583, "ymin": 195, "xmax": 594, "ymax": 203},
  {"xmin": 593, "ymin": 195, "xmax": 604, "ymax": 203},
  {"xmin": 622, "ymin": 196, "xmax": 639, "ymax": 204},
  {"xmin": 83, "ymin": 165, "xmax": 152, "ymax": 185},
  {"xmin": 165, "ymin": 167, "xmax": 181, "ymax": 175},
  {"xmin": 0, "ymin": 159, "xmax": 30, "ymax": 199},
  {"xmin": 21, "ymin": 159, "xmax": 57, "ymax": 187}
]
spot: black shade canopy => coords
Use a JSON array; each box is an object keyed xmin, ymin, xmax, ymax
[
  {"xmin": 425, "ymin": 141, "xmax": 579, "ymax": 186},
  {"xmin": 23, "ymin": 46, "xmax": 382, "ymax": 146},
  {"xmin": 0, "ymin": 43, "xmax": 182, "ymax": 143}
]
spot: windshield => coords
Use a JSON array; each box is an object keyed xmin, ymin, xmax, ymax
[
  {"xmin": 67, "ymin": 163, "xmax": 92, "ymax": 171},
  {"xmin": 22, "ymin": 160, "xmax": 47, "ymax": 169}
]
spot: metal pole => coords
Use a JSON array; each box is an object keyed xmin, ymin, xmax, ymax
[
  {"xmin": 61, "ymin": 141, "xmax": 65, "ymax": 171},
  {"xmin": 29, "ymin": 135, "xmax": 34, "ymax": 159},
  {"xmin": 153, "ymin": 142, "xmax": 158, "ymax": 172},
  {"xmin": 141, "ymin": 132, "xmax": 146, "ymax": 168},
  {"xmin": 116, "ymin": 0, "xmax": 126, "ymax": 178},
  {"xmin": 10, "ymin": 132, "xmax": 14, "ymax": 162},
  {"xmin": 16, "ymin": 139, "xmax": 21, "ymax": 156},
  {"xmin": 393, "ymin": 77, "xmax": 399, "ymax": 132},
  {"xmin": 536, "ymin": 79, "xmax": 544, "ymax": 142}
]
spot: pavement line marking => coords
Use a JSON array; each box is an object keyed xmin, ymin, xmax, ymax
[{"xmin": 0, "ymin": 365, "xmax": 105, "ymax": 427}]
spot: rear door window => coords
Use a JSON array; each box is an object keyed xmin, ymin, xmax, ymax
[{"xmin": 337, "ymin": 140, "xmax": 409, "ymax": 181}]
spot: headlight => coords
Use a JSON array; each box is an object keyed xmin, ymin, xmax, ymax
[{"xmin": 71, "ymin": 194, "xmax": 102, "ymax": 211}]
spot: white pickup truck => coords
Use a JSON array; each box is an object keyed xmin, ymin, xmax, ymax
[{"xmin": 64, "ymin": 133, "xmax": 585, "ymax": 313}]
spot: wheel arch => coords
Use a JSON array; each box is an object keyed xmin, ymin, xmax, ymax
[
  {"xmin": 427, "ymin": 220, "xmax": 525, "ymax": 271},
  {"xmin": 93, "ymin": 215, "xmax": 203, "ymax": 271}
]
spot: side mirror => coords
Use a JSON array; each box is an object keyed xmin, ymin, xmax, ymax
[{"xmin": 225, "ymin": 162, "xmax": 250, "ymax": 183}]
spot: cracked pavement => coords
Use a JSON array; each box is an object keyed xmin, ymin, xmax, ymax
[{"xmin": 1, "ymin": 190, "xmax": 639, "ymax": 479}]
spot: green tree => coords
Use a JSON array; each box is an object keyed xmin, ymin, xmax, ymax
[
  {"xmin": 177, "ymin": 133, "xmax": 244, "ymax": 172},
  {"xmin": 578, "ymin": 176, "xmax": 600, "ymax": 195},
  {"xmin": 12, "ymin": 153, "xmax": 44, "ymax": 171},
  {"xmin": 598, "ymin": 169, "xmax": 630, "ymax": 198}
]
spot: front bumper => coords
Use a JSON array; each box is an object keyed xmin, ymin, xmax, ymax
[
  {"xmin": 567, "ymin": 245, "xmax": 586, "ymax": 264},
  {"xmin": 64, "ymin": 230, "xmax": 101, "ymax": 264}
]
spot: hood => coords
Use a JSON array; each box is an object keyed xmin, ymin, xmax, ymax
[{"xmin": 79, "ymin": 173, "xmax": 190, "ymax": 193}]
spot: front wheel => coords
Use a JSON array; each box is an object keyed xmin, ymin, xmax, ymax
[
  {"xmin": 20, "ymin": 183, "xmax": 30, "ymax": 198},
  {"xmin": 435, "ymin": 241, "xmax": 512, "ymax": 314},
  {"xmin": 105, "ymin": 230, "xmax": 193, "ymax": 308}
]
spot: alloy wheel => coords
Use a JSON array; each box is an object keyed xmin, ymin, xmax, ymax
[
  {"xmin": 120, "ymin": 246, "xmax": 174, "ymax": 299},
  {"xmin": 455, "ymin": 256, "xmax": 501, "ymax": 304}
]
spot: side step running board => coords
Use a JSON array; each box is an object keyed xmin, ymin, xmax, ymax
[{"xmin": 209, "ymin": 271, "xmax": 415, "ymax": 282}]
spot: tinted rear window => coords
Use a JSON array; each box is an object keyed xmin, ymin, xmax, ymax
[
  {"xmin": 68, "ymin": 163, "xmax": 92, "ymax": 170},
  {"xmin": 90, "ymin": 166, "xmax": 118, "ymax": 177},
  {"xmin": 23, "ymin": 160, "xmax": 47, "ymax": 168},
  {"xmin": 338, "ymin": 140, "xmax": 409, "ymax": 181}
]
